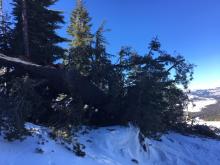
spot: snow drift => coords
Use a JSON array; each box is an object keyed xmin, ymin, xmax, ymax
[{"xmin": 1, "ymin": 123, "xmax": 220, "ymax": 165}]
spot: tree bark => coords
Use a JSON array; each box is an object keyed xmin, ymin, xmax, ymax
[{"xmin": 21, "ymin": 0, "xmax": 30, "ymax": 58}]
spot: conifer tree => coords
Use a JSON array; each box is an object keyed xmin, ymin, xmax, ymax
[
  {"xmin": 0, "ymin": 1, "xmax": 13, "ymax": 55},
  {"xmin": 68, "ymin": 0, "xmax": 93, "ymax": 75},
  {"xmin": 91, "ymin": 22, "xmax": 111, "ymax": 91},
  {"xmin": 68, "ymin": 0, "xmax": 93, "ymax": 47},
  {"xmin": 0, "ymin": 0, "xmax": 2, "ymax": 19},
  {"xmin": 12, "ymin": 0, "xmax": 66, "ymax": 65}
]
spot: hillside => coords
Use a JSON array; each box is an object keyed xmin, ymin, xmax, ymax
[
  {"xmin": 1, "ymin": 123, "xmax": 220, "ymax": 165},
  {"xmin": 188, "ymin": 87, "xmax": 220, "ymax": 121}
]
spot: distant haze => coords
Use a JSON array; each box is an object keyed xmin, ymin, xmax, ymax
[{"xmin": 189, "ymin": 81, "xmax": 220, "ymax": 90}]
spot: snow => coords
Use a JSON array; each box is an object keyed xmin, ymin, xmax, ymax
[
  {"xmin": 0, "ymin": 53, "xmax": 41, "ymax": 67},
  {"xmin": 191, "ymin": 87, "xmax": 220, "ymax": 98},
  {"xmin": 1, "ymin": 123, "xmax": 220, "ymax": 165},
  {"xmin": 201, "ymin": 121, "xmax": 220, "ymax": 128},
  {"xmin": 192, "ymin": 118, "xmax": 220, "ymax": 129},
  {"xmin": 186, "ymin": 87, "xmax": 220, "ymax": 113},
  {"xmin": 187, "ymin": 96, "xmax": 217, "ymax": 112}
]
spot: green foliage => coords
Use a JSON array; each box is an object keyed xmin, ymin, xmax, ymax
[
  {"xmin": 0, "ymin": 76, "xmax": 47, "ymax": 140},
  {"xmin": 67, "ymin": 1, "xmax": 119, "ymax": 95},
  {"xmin": 65, "ymin": 2, "xmax": 195, "ymax": 136},
  {"xmin": 0, "ymin": 13, "xmax": 13, "ymax": 55},
  {"xmin": 174, "ymin": 123, "xmax": 220, "ymax": 139},
  {"xmin": 68, "ymin": 0, "xmax": 93, "ymax": 48},
  {"xmin": 0, "ymin": 0, "xmax": 197, "ymax": 140},
  {"xmin": 67, "ymin": 0, "xmax": 93, "ymax": 76},
  {"xmin": 90, "ymin": 22, "xmax": 117, "ymax": 93},
  {"xmin": 11, "ymin": 0, "xmax": 66, "ymax": 65},
  {"xmin": 113, "ymin": 39, "xmax": 194, "ymax": 135},
  {"xmin": 50, "ymin": 95, "xmax": 87, "ymax": 128}
]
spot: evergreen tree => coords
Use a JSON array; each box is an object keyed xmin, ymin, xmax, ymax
[
  {"xmin": 12, "ymin": 0, "xmax": 66, "ymax": 65},
  {"xmin": 121, "ymin": 39, "xmax": 194, "ymax": 135},
  {"xmin": 0, "ymin": 0, "xmax": 197, "ymax": 139},
  {"xmin": 68, "ymin": 0, "xmax": 93, "ymax": 75},
  {"xmin": 0, "ymin": 1, "xmax": 13, "ymax": 55},
  {"xmin": 68, "ymin": 0, "xmax": 93, "ymax": 48},
  {"xmin": 91, "ymin": 22, "xmax": 112, "ymax": 91},
  {"xmin": 0, "ymin": 0, "xmax": 2, "ymax": 18}
]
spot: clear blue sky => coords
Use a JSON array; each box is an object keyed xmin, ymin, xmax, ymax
[{"xmin": 4, "ymin": 0, "xmax": 220, "ymax": 89}]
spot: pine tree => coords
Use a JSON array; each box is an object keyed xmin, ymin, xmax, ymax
[
  {"xmin": 68, "ymin": 0, "xmax": 93, "ymax": 75},
  {"xmin": 91, "ymin": 22, "xmax": 111, "ymax": 91},
  {"xmin": 68, "ymin": 0, "xmax": 93, "ymax": 47},
  {"xmin": 0, "ymin": 0, "xmax": 2, "ymax": 19},
  {"xmin": 12, "ymin": 0, "xmax": 66, "ymax": 65},
  {"xmin": 0, "ymin": 1, "xmax": 13, "ymax": 55}
]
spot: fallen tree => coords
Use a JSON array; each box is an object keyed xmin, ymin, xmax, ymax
[
  {"xmin": 0, "ymin": 53, "xmax": 109, "ymax": 108},
  {"xmin": 0, "ymin": 47, "xmax": 195, "ymax": 138}
]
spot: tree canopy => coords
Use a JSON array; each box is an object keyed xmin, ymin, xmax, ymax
[
  {"xmin": 11, "ymin": 0, "xmax": 66, "ymax": 65},
  {"xmin": 0, "ymin": 0, "xmax": 196, "ymax": 140}
]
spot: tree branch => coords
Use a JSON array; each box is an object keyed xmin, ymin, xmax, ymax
[{"xmin": 0, "ymin": 53, "xmax": 108, "ymax": 108}]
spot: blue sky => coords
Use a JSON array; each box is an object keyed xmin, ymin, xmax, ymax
[{"xmin": 4, "ymin": 0, "xmax": 220, "ymax": 89}]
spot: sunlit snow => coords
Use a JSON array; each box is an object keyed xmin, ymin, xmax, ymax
[{"xmin": 1, "ymin": 123, "xmax": 220, "ymax": 165}]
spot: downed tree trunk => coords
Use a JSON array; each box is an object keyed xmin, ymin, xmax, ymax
[{"xmin": 0, "ymin": 53, "xmax": 109, "ymax": 108}]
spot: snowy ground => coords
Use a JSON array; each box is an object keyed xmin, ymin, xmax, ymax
[
  {"xmin": 186, "ymin": 88, "xmax": 220, "ymax": 127},
  {"xmin": 187, "ymin": 87, "xmax": 220, "ymax": 113},
  {"xmin": 192, "ymin": 117, "xmax": 220, "ymax": 129},
  {"xmin": 1, "ymin": 123, "xmax": 220, "ymax": 165},
  {"xmin": 199, "ymin": 121, "xmax": 220, "ymax": 129},
  {"xmin": 187, "ymin": 95, "xmax": 217, "ymax": 113}
]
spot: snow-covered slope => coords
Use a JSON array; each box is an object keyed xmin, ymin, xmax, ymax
[
  {"xmin": 187, "ymin": 95, "xmax": 217, "ymax": 112},
  {"xmin": 193, "ymin": 118, "xmax": 220, "ymax": 129},
  {"xmin": 187, "ymin": 87, "xmax": 220, "ymax": 112},
  {"xmin": 1, "ymin": 123, "xmax": 220, "ymax": 165}
]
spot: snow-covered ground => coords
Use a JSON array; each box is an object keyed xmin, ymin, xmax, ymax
[
  {"xmin": 186, "ymin": 90, "xmax": 220, "ymax": 128},
  {"xmin": 187, "ymin": 95, "xmax": 217, "ymax": 112},
  {"xmin": 187, "ymin": 87, "xmax": 220, "ymax": 113},
  {"xmin": 201, "ymin": 121, "xmax": 220, "ymax": 128},
  {"xmin": 192, "ymin": 117, "xmax": 220, "ymax": 129},
  {"xmin": 1, "ymin": 123, "xmax": 220, "ymax": 165}
]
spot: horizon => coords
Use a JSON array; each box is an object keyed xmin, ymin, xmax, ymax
[{"xmin": 4, "ymin": 0, "xmax": 220, "ymax": 90}]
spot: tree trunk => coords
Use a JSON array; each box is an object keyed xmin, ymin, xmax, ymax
[
  {"xmin": 0, "ymin": 53, "xmax": 109, "ymax": 108},
  {"xmin": 0, "ymin": 0, "xmax": 3, "ymax": 23},
  {"xmin": 21, "ymin": 0, "xmax": 30, "ymax": 58}
]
